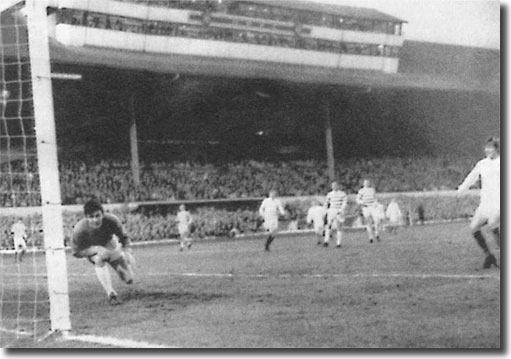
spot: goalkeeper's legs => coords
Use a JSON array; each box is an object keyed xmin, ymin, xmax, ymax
[
  {"xmin": 88, "ymin": 250, "xmax": 119, "ymax": 303},
  {"xmin": 109, "ymin": 253, "xmax": 134, "ymax": 285},
  {"xmin": 89, "ymin": 246, "xmax": 133, "ymax": 305},
  {"xmin": 94, "ymin": 265, "xmax": 116, "ymax": 297}
]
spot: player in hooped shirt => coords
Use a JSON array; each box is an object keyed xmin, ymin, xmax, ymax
[
  {"xmin": 356, "ymin": 179, "xmax": 382, "ymax": 243},
  {"xmin": 324, "ymin": 181, "xmax": 348, "ymax": 248},
  {"xmin": 457, "ymin": 137, "xmax": 500, "ymax": 269},
  {"xmin": 72, "ymin": 199, "xmax": 135, "ymax": 304}
]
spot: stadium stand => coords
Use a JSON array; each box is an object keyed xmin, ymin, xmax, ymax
[
  {"xmin": 2, "ymin": 156, "xmax": 476, "ymax": 206},
  {"xmin": 1, "ymin": 155, "xmax": 479, "ymax": 248}
]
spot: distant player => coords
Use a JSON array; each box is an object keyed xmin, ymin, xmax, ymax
[
  {"xmin": 306, "ymin": 199, "xmax": 326, "ymax": 245},
  {"xmin": 71, "ymin": 199, "xmax": 135, "ymax": 305},
  {"xmin": 324, "ymin": 181, "xmax": 348, "ymax": 248},
  {"xmin": 385, "ymin": 198, "xmax": 403, "ymax": 234},
  {"xmin": 259, "ymin": 190, "xmax": 286, "ymax": 251},
  {"xmin": 176, "ymin": 204, "xmax": 193, "ymax": 251},
  {"xmin": 457, "ymin": 136, "xmax": 500, "ymax": 269},
  {"xmin": 356, "ymin": 179, "xmax": 382, "ymax": 243},
  {"xmin": 11, "ymin": 218, "xmax": 27, "ymax": 263}
]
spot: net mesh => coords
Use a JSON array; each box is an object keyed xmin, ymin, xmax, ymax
[{"xmin": 0, "ymin": 2, "xmax": 52, "ymax": 347}]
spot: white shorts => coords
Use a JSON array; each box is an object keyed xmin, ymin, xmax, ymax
[
  {"xmin": 88, "ymin": 240, "xmax": 124, "ymax": 265},
  {"xmin": 263, "ymin": 218, "xmax": 279, "ymax": 233},
  {"xmin": 387, "ymin": 216, "xmax": 401, "ymax": 225},
  {"xmin": 326, "ymin": 209, "xmax": 345, "ymax": 230},
  {"xmin": 362, "ymin": 206, "xmax": 381, "ymax": 223},
  {"xmin": 178, "ymin": 225, "xmax": 190, "ymax": 238},
  {"xmin": 472, "ymin": 205, "xmax": 500, "ymax": 229},
  {"xmin": 313, "ymin": 223, "xmax": 324, "ymax": 235},
  {"xmin": 14, "ymin": 237, "xmax": 26, "ymax": 250}
]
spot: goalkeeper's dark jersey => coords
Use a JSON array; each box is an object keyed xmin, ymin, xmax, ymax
[{"xmin": 71, "ymin": 213, "xmax": 128, "ymax": 254}]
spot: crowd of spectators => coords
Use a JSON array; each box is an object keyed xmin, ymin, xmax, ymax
[
  {"xmin": 59, "ymin": 156, "xmax": 476, "ymax": 204},
  {"xmin": 55, "ymin": 7, "xmax": 400, "ymax": 58},
  {"xmin": 1, "ymin": 156, "xmax": 476, "ymax": 207},
  {"xmin": 117, "ymin": 0, "xmax": 218, "ymax": 12},
  {"xmin": 116, "ymin": 0, "xmax": 401, "ymax": 36},
  {"xmin": 0, "ymin": 155, "xmax": 480, "ymax": 249}
]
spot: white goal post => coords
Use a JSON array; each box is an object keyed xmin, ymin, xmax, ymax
[{"xmin": 26, "ymin": 0, "xmax": 71, "ymax": 333}]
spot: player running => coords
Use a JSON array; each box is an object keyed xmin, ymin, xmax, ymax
[
  {"xmin": 306, "ymin": 199, "xmax": 327, "ymax": 245},
  {"xmin": 356, "ymin": 179, "xmax": 382, "ymax": 243},
  {"xmin": 11, "ymin": 218, "xmax": 27, "ymax": 263},
  {"xmin": 324, "ymin": 181, "xmax": 348, "ymax": 248},
  {"xmin": 259, "ymin": 190, "xmax": 286, "ymax": 251},
  {"xmin": 457, "ymin": 136, "xmax": 500, "ymax": 269},
  {"xmin": 71, "ymin": 199, "xmax": 135, "ymax": 305},
  {"xmin": 176, "ymin": 204, "xmax": 193, "ymax": 251}
]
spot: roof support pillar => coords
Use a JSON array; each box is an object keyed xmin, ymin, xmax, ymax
[
  {"xmin": 320, "ymin": 92, "xmax": 335, "ymax": 182},
  {"xmin": 128, "ymin": 90, "xmax": 141, "ymax": 187}
]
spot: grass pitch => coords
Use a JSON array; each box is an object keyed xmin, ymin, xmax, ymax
[{"xmin": 2, "ymin": 222, "xmax": 501, "ymax": 348}]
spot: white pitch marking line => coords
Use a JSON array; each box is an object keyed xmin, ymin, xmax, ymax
[
  {"xmin": 0, "ymin": 326, "xmax": 33, "ymax": 336},
  {"xmin": 163, "ymin": 247, "xmax": 264, "ymax": 256},
  {"xmin": 134, "ymin": 272, "xmax": 499, "ymax": 280},
  {"xmin": 62, "ymin": 333, "xmax": 175, "ymax": 348},
  {"xmin": 0, "ymin": 327, "xmax": 175, "ymax": 348}
]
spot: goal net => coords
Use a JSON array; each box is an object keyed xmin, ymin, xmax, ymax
[{"xmin": 0, "ymin": 0, "xmax": 70, "ymax": 347}]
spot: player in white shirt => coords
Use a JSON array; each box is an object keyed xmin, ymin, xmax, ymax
[
  {"xmin": 356, "ymin": 179, "xmax": 382, "ymax": 243},
  {"xmin": 11, "ymin": 218, "xmax": 27, "ymax": 263},
  {"xmin": 324, "ymin": 181, "xmax": 348, "ymax": 248},
  {"xmin": 176, "ymin": 204, "xmax": 193, "ymax": 251},
  {"xmin": 259, "ymin": 190, "xmax": 286, "ymax": 251},
  {"xmin": 457, "ymin": 137, "xmax": 500, "ymax": 269},
  {"xmin": 385, "ymin": 198, "xmax": 403, "ymax": 234},
  {"xmin": 306, "ymin": 199, "xmax": 327, "ymax": 245}
]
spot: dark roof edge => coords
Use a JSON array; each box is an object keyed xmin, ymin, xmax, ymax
[{"xmin": 227, "ymin": 0, "xmax": 407, "ymax": 23}]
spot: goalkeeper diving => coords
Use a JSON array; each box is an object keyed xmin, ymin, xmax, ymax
[{"xmin": 71, "ymin": 199, "xmax": 135, "ymax": 305}]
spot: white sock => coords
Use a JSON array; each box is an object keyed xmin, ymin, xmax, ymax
[
  {"xmin": 95, "ymin": 266, "xmax": 115, "ymax": 296},
  {"xmin": 336, "ymin": 231, "xmax": 343, "ymax": 246},
  {"xmin": 366, "ymin": 225, "xmax": 374, "ymax": 240},
  {"xmin": 324, "ymin": 227, "xmax": 331, "ymax": 243}
]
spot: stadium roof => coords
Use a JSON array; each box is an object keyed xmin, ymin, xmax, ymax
[
  {"xmin": 0, "ymin": 6, "xmax": 498, "ymax": 94},
  {"xmin": 47, "ymin": 39, "xmax": 498, "ymax": 93},
  {"xmin": 228, "ymin": 0, "xmax": 407, "ymax": 23}
]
